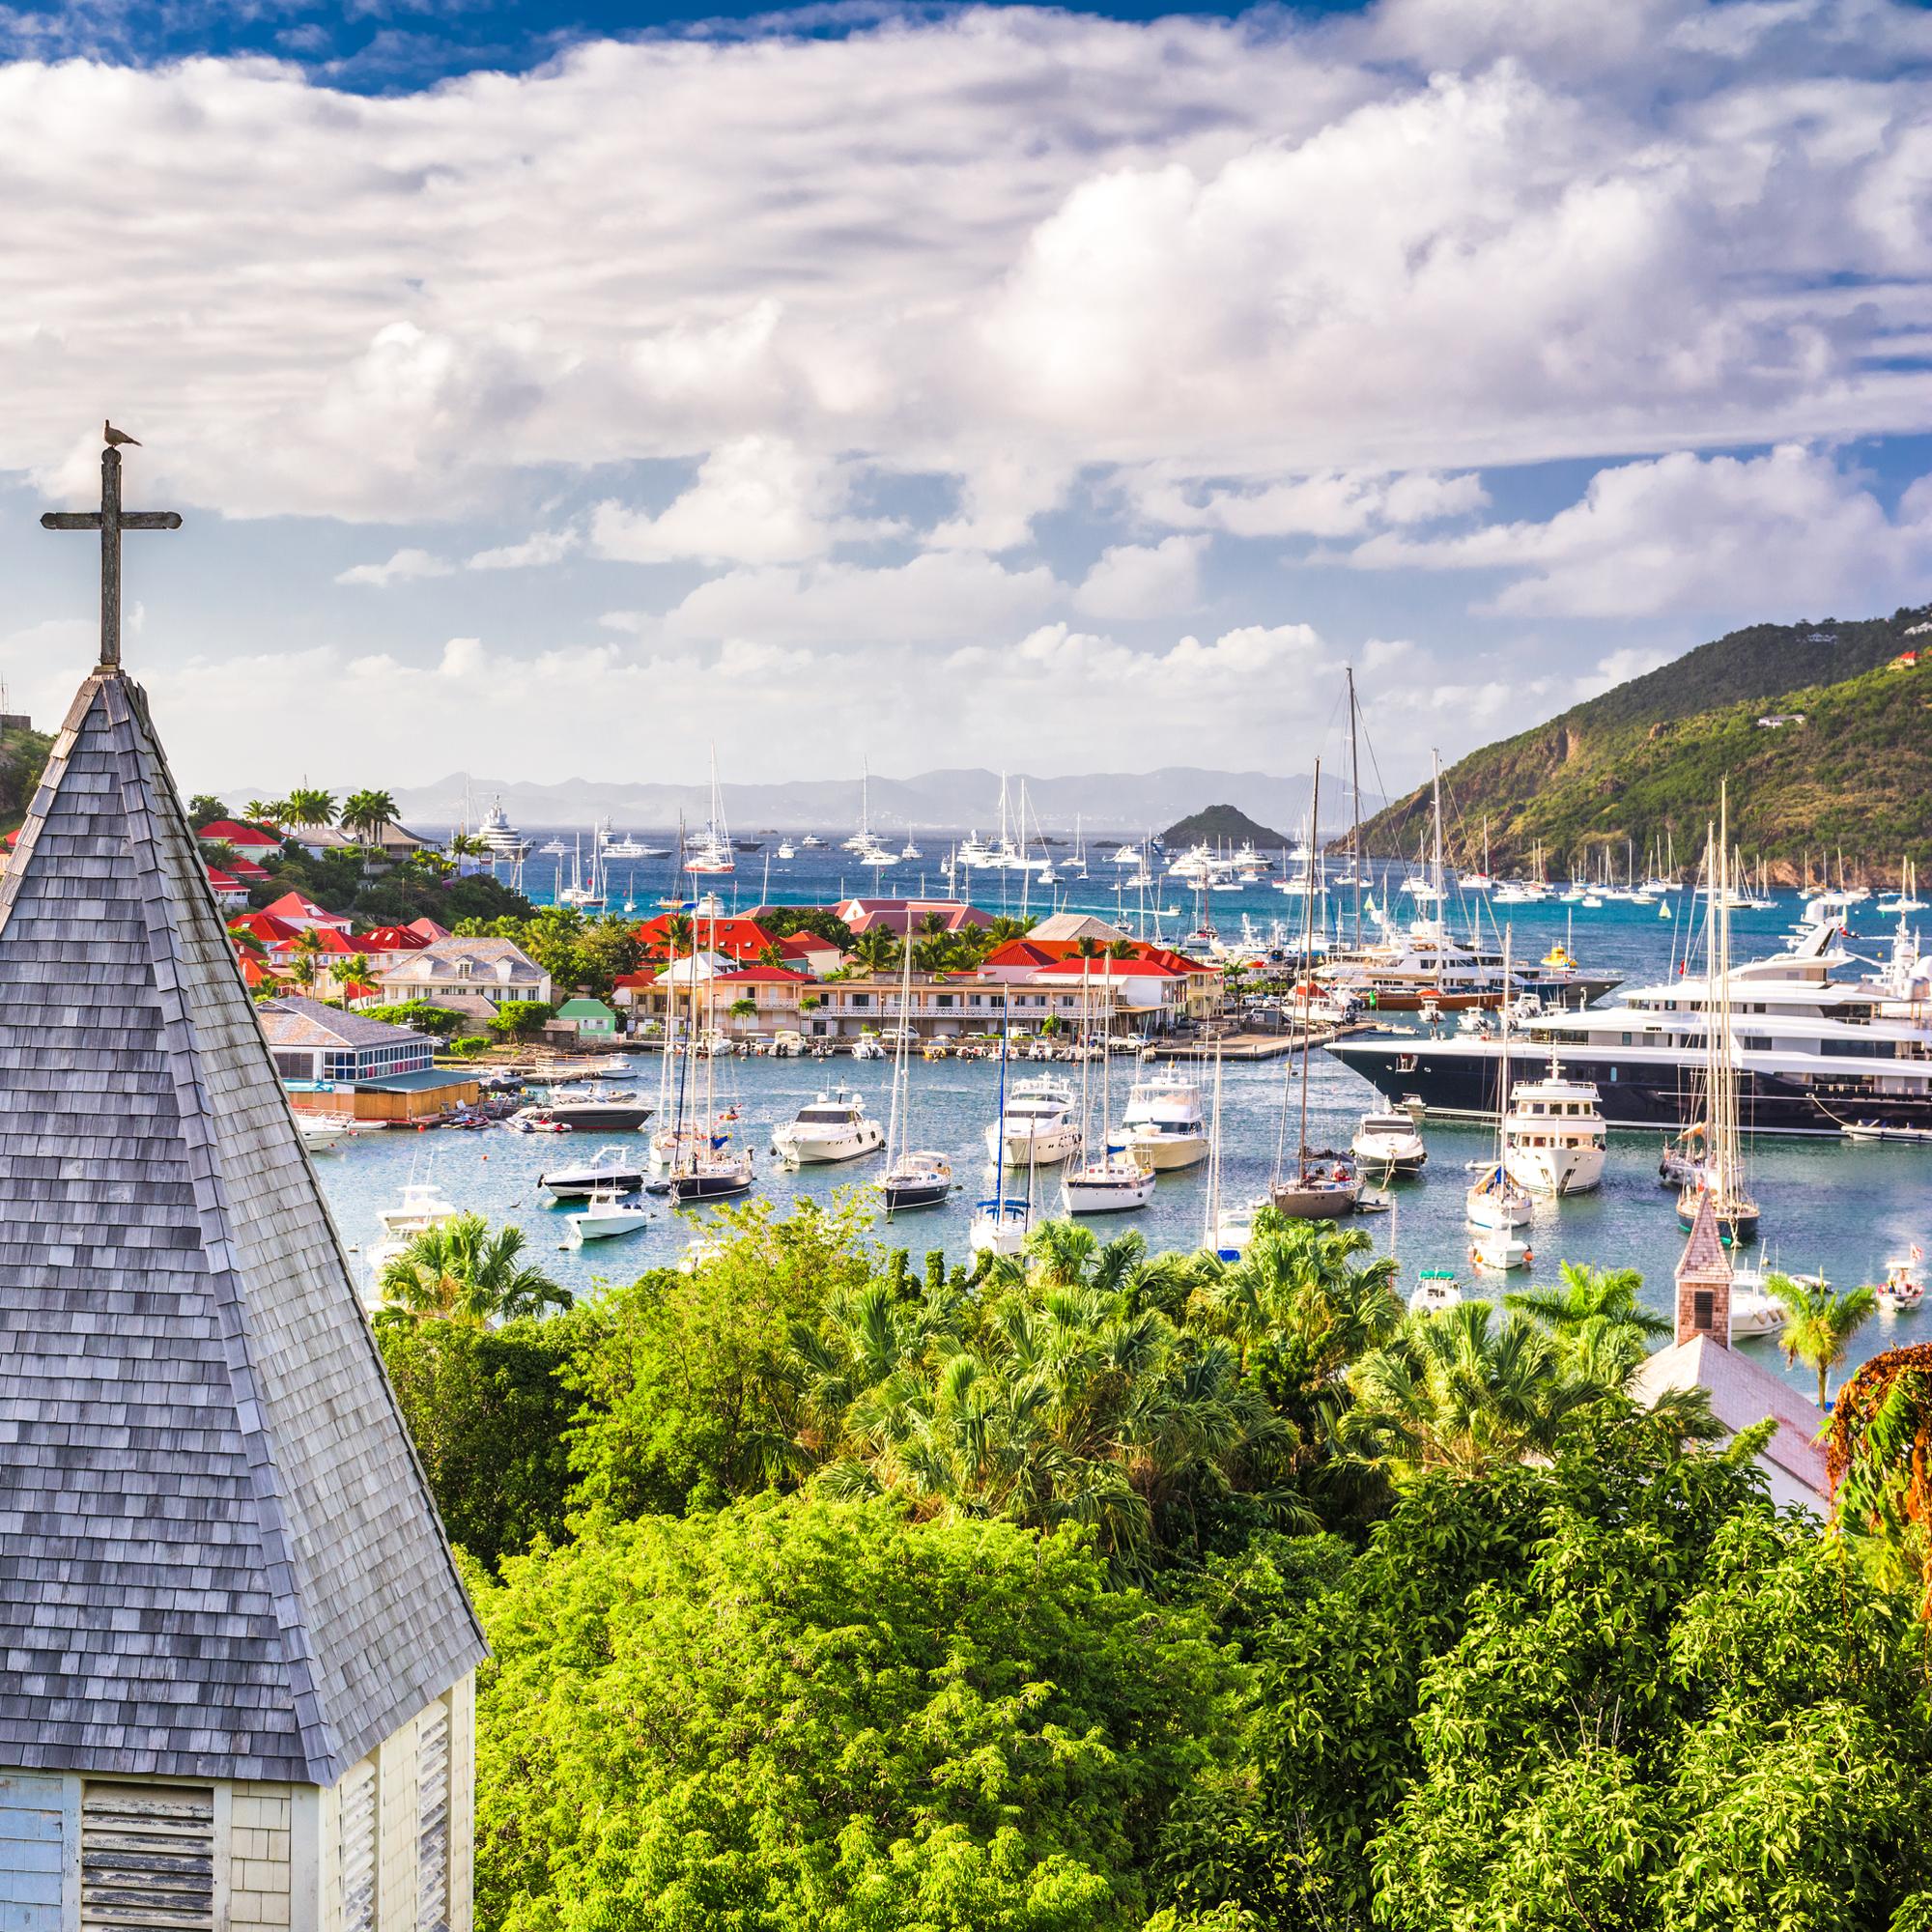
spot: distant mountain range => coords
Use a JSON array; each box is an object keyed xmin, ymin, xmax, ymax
[
  {"xmin": 1354, "ymin": 607, "xmax": 1932, "ymax": 885},
  {"xmin": 231, "ymin": 767, "xmax": 1378, "ymax": 837}
]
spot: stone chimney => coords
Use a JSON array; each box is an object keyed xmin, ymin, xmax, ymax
[{"xmin": 1675, "ymin": 1188, "xmax": 1733, "ymax": 1347}]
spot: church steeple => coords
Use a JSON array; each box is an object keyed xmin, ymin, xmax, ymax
[
  {"xmin": 1674, "ymin": 1188, "xmax": 1734, "ymax": 1348},
  {"xmin": 0, "ymin": 666, "xmax": 484, "ymax": 1784}
]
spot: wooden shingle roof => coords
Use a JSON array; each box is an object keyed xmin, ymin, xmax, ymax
[{"xmin": 0, "ymin": 671, "xmax": 485, "ymax": 1785}]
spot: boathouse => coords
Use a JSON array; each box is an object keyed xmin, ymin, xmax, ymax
[{"xmin": 0, "ymin": 666, "xmax": 486, "ymax": 1931}]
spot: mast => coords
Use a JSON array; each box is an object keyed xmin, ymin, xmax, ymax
[
  {"xmin": 1348, "ymin": 667, "xmax": 1363, "ymax": 943},
  {"xmin": 886, "ymin": 922, "xmax": 915, "ymax": 1171},
  {"xmin": 1431, "ymin": 749, "xmax": 1443, "ymax": 906},
  {"xmin": 1294, "ymin": 759, "xmax": 1321, "ymax": 1178}
]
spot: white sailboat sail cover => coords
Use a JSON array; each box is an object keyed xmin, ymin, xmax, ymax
[{"xmin": 0, "ymin": 671, "xmax": 485, "ymax": 1784}]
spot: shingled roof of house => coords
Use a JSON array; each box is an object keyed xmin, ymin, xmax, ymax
[{"xmin": 0, "ymin": 669, "xmax": 485, "ymax": 1785}]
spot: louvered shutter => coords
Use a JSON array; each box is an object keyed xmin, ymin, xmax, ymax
[
  {"xmin": 78, "ymin": 1784, "xmax": 215, "ymax": 1932},
  {"xmin": 337, "ymin": 1763, "xmax": 378, "ymax": 1932},
  {"xmin": 415, "ymin": 1702, "xmax": 451, "ymax": 1932}
]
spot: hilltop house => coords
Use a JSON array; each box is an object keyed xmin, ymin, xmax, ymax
[
  {"xmin": 0, "ymin": 664, "xmax": 485, "ymax": 1932},
  {"xmin": 298, "ymin": 819, "xmax": 435, "ymax": 861},
  {"xmin": 372, "ymin": 935, "xmax": 552, "ymax": 1017},
  {"xmin": 194, "ymin": 815, "xmax": 285, "ymax": 862}
]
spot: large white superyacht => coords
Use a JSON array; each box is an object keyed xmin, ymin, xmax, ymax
[{"xmin": 1326, "ymin": 918, "xmax": 1932, "ymax": 1138}]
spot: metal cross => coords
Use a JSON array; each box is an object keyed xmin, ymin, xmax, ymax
[{"xmin": 41, "ymin": 444, "xmax": 183, "ymax": 672}]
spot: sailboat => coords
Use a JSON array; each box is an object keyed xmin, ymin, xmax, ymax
[
  {"xmin": 685, "ymin": 748, "xmax": 736, "ymax": 875},
  {"xmin": 970, "ymin": 996, "xmax": 1033, "ymax": 1256},
  {"xmin": 1268, "ymin": 760, "xmax": 1361, "ymax": 1218},
  {"xmin": 878, "ymin": 935, "xmax": 952, "ymax": 1213},
  {"xmin": 1464, "ymin": 928, "xmax": 1533, "ymax": 1252},
  {"xmin": 1062, "ymin": 954, "xmax": 1154, "ymax": 1213},
  {"xmin": 665, "ymin": 900, "xmax": 755, "ymax": 1206},
  {"xmin": 1677, "ymin": 790, "xmax": 1761, "ymax": 1245}
]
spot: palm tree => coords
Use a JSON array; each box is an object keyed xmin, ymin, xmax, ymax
[
  {"xmin": 1192, "ymin": 1212, "xmax": 1402, "ymax": 1375},
  {"xmin": 852, "ymin": 925, "xmax": 902, "ymax": 975},
  {"xmin": 727, "ymin": 996, "xmax": 758, "ymax": 1030},
  {"xmin": 1777, "ymin": 1274, "xmax": 1879, "ymax": 1411},
  {"xmin": 244, "ymin": 799, "xmax": 286, "ymax": 829},
  {"xmin": 376, "ymin": 1215, "xmax": 571, "ymax": 1327},
  {"xmin": 339, "ymin": 952, "xmax": 374, "ymax": 1002},
  {"xmin": 1340, "ymin": 1300, "xmax": 1605, "ymax": 1480},
  {"xmin": 281, "ymin": 787, "xmax": 336, "ymax": 832},
  {"xmin": 1507, "ymin": 1263, "xmax": 1670, "ymax": 1386},
  {"xmin": 341, "ymin": 789, "xmax": 397, "ymax": 844},
  {"xmin": 285, "ymin": 952, "xmax": 320, "ymax": 992},
  {"xmin": 985, "ymin": 916, "xmax": 1032, "ymax": 947}
]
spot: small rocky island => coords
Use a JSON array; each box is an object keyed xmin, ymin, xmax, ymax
[{"xmin": 1160, "ymin": 803, "xmax": 1292, "ymax": 847}]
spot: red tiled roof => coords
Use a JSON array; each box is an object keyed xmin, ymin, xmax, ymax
[
  {"xmin": 1032, "ymin": 954, "xmax": 1192, "ymax": 980},
  {"xmin": 229, "ymin": 912, "xmax": 304, "ymax": 945},
  {"xmin": 982, "ymin": 937, "xmax": 1209, "ymax": 975},
  {"xmin": 196, "ymin": 819, "xmax": 283, "ymax": 848},
  {"xmin": 226, "ymin": 857, "xmax": 270, "ymax": 880},
  {"xmin": 262, "ymin": 890, "xmax": 348, "ymax": 923},
  {"xmin": 352, "ymin": 926, "xmax": 431, "ymax": 952},
  {"xmin": 717, "ymin": 965, "xmax": 813, "ymax": 984},
  {"xmin": 407, "ymin": 917, "xmax": 452, "ymax": 941},
  {"xmin": 206, "ymin": 868, "xmax": 242, "ymax": 889}
]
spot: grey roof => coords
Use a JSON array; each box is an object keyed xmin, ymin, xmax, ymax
[
  {"xmin": 258, "ymin": 996, "xmax": 427, "ymax": 1052},
  {"xmin": 1629, "ymin": 1334, "xmax": 1828, "ymax": 1506},
  {"xmin": 380, "ymin": 938, "xmax": 545, "ymax": 986},
  {"xmin": 0, "ymin": 671, "xmax": 485, "ymax": 1786}
]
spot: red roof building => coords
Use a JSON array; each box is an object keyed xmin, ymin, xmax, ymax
[
  {"xmin": 225, "ymin": 857, "xmax": 270, "ymax": 882},
  {"xmin": 195, "ymin": 819, "xmax": 285, "ymax": 853},
  {"xmin": 716, "ymin": 965, "xmax": 814, "ymax": 984},
  {"xmin": 260, "ymin": 890, "xmax": 353, "ymax": 932},
  {"xmin": 228, "ymin": 912, "xmax": 305, "ymax": 948}
]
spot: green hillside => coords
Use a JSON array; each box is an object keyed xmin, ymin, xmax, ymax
[
  {"xmin": 1162, "ymin": 803, "xmax": 1291, "ymax": 847},
  {"xmin": 0, "ymin": 722, "xmax": 53, "ymax": 834},
  {"xmin": 1357, "ymin": 609, "xmax": 1932, "ymax": 884}
]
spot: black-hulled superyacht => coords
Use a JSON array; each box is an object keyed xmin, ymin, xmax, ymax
[{"xmin": 1326, "ymin": 919, "xmax": 1932, "ymax": 1137}]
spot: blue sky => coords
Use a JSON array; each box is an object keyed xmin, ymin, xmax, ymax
[{"xmin": 6, "ymin": 0, "xmax": 1932, "ymax": 794}]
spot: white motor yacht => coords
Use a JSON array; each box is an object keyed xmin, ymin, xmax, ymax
[
  {"xmin": 565, "ymin": 1186, "xmax": 655, "ymax": 1242},
  {"xmin": 1407, "ymin": 1267, "xmax": 1463, "ymax": 1314},
  {"xmin": 771, "ymin": 1086, "xmax": 886, "ymax": 1166},
  {"xmin": 1469, "ymin": 1227, "xmax": 1533, "ymax": 1271},
  {"xmin": 1062, "ymin": 1154, "xmax": 1154, "ymax": 1215},
  {"xmin": 1120, "ymin": 1073, "xmax": 1209, "ymax": 1171},
  {"xmin": 298, "ymin": 1115, "xmax": 355, "ymax": 1153},
  {"xmin": 1350, "ymin": 1109, "xmax": 1427, "ymax": 1176},
  {"xmin": 378, "ymin": 1179, "xmax": 460, "ymax": 1236},
  {"xmin": 1502, "ymin": 1061, "xmax": 1606, "ymax": 1196},
  {"xmin": 983, "ymin": 1076, "xmax": 1082, "ymax": 1169},
  {"xmin": 540, "ymin": 1146, "xmax": 647, "ymax": 1199}
]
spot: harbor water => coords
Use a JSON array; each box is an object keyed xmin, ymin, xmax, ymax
[{"xmin": 320, "ymin": 837, "xmax": 1930, "ymax": 1400}]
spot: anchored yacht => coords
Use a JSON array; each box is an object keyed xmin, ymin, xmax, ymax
[
  {"xmin": 771, "ymin": 1086, "xmax": 886, "ymax": 1165},
  {"xmin": 983, "ymin": 1075, "xmax": 1082, "ymax": 1169},
  {"xmin": 1119, "ymin": 1072, "xmax": 1209, "ymax": 1171},
  {"xmin": 1502, "ymin": 1060, "xmax": 1606, "ymax": 1196},
  {"xmin": 1327, "ymin": 921, "xmax": 1932, "ymax": 1139}
]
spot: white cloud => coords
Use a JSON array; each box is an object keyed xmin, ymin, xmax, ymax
[
  {"xmin": 1074, "ymin": 535, "xmax": 1208, "ymax": 618},
  {"xmin": 591, "ymin": 436, "xmax": 886, "ymax": 566},
  {"xmin": 1351, "ymin": 443, "xmax": 1932, "ymax": 617},
  {"xmin": 1138, "ymin": 469, "xmax": 1490, "ymax": 539},
  {"xmin": 468, "ymin": 529, "xmax": 579, "ymax": 571},
  {"xmin": 668, "ymin": 550, "xmax": 1062, "ymax": 647},
  {"xmin": 334, "ymin": 547, "xmax": 453, "ymax": 587},
  {"xmin": 0, "ymin": 4, "xmax": 1927, "ymax": 529}
]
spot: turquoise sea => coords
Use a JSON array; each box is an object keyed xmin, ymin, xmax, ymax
[{"xmin": 313, "ymin": 838, "xmax": 1931, "ymax": 1398}]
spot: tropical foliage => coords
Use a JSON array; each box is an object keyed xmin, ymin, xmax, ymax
[
  {"xmin": 368, "ymin": 1201, "xmax": 1932, "ymax": 1932},
  {"xmin": 376, "ymin": 1213, "xmax": 572, "ymax": 1326}
]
